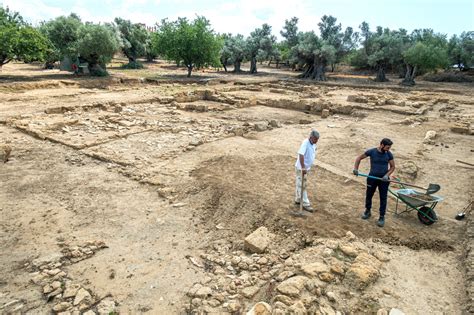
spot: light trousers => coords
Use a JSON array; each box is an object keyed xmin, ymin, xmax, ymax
[{"xmin": 295, "ymin": 168, "xmax": 311, "ymax": 206}]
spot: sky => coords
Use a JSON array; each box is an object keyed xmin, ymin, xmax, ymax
[{"xmin": 2, "ymin": 0, "xmax": 473, "ymax": 39}]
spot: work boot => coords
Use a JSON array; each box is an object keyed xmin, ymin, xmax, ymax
[
  {"xmin": 377, "ymin": 217, "xmax": 385, "ymax": 227},
  {"xmin": 303, "ymin": 205, "xmax": 315, "ymax": 213},
  {"xmin": 361, "ymin": 210, "xmax": 371, "ymax": 220}
]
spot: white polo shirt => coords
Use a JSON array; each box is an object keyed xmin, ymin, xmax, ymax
[{"xmin": 295, "ymin": 138, "xmax": 317, "ymax": 170}]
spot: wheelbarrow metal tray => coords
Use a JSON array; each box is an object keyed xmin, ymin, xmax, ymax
[{"xmin": 395, "ymin": 189, "xmax": 444, "ymax": 207}]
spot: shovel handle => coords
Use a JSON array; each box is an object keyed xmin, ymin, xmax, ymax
[
  {"xmin": 357, "ymin": 172, "xmax": 426, "ymax": 191},
  {"xmin": 300, "ymin": 171, "xmax": 305, "ymax": 212}
]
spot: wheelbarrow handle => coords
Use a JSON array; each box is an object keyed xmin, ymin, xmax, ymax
[{"xmin": 357, "ymin": 172, "xmax": 426, "ymax": 191}]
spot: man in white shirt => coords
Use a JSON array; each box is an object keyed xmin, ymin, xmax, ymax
[{"xmin": 294, "ymin": 129, "xmax": 319, "ymax": 212}]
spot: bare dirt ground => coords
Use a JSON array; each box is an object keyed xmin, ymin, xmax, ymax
[{"xmin": 1, "ymin": 61, "xmax": 473, "ymax": 314}]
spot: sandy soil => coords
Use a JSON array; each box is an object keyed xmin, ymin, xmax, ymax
[{"xmin": 0, "ymin": 61, "xmax": 473, "ymax": 314}]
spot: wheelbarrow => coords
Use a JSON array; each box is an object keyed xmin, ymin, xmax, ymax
[
  {"xmin": 390, "ymin": 188, "xmax": 443, "ymax": 225},
  {"xmin": 356, "ymin": 172, "xmax": 443, "ymax": 225}
]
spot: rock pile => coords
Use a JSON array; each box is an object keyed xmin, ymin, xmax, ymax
[
  {"xmin": 184, "ymin": 229, "xmax": 387, "ymax": 314},
  {"xmin": 24, "ymin": 241, "xmax": 117, "ymax": 314}
]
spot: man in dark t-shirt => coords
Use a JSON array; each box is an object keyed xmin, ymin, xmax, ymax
[{"xmin": 353, "ymin": 138, "xmax": 395, "ymax": 227}]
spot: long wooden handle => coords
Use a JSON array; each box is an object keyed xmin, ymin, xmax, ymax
[
  {"xmin": 358, "ymin": 173, "xmax": 426, "ymax": 190},
  {"xmin": 457, "ymin": 160, "xmax": 474, "ymax": 167},
  {"xmin": 300, "ymin": 171, "xmax": 305, "ymax": 212}
]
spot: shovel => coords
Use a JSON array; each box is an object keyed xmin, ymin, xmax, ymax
[
  {"xmin": 357, "ymin": 172, "xmax": 441, "ymax": 195},
  {"xmin": 291, "ymin": 171, "xmax": 307, "ymax": 217},
  {"xmin": 455, "ymin": 201, "xmax": 472, "ymax": 220}
]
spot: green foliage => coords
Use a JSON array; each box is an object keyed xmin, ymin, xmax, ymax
[
  {"xmin": 114, "ymin": 18, "xmax": 149, "ymax": 63},
  {"xmin": 220, "ymin": 33, "xmax": 246, "ymax": 71},
  {"xmin": 246, "ymin": 23, "xmax": 276, "ymax": 73},
  {"xmin": 39, "ymin": 14, "xmax": 82, "ymax": 60},
  {"xmin": 280, "ymin": 17, "xmax": 299, "ymax": 48},
  {"xmin": 403, "ymin": 42, "xmax": 448, "ymax": 72},
  {"xmin": 0, "ymin": 7, "xmax": 49, "ymax": 67},
  {"xmin": 76, "ymin": 23, "xmax": 120, "ymax": 74},
  {"xmin": 290, "ymin": 31, "xmax": 336, "ymax": 80},
  {"xmin": 448, "ymin": 31, "xmax": 474, "ymax": 69},
  {"xmin": 120, "ymin": 60, "xmax": 144, "ymax": 69},
  {"xmin": 348, "ymin": 49, "xmax": 368, "ymax": 69},
  {"xmin": 154, "ymin": 16, "xmax": 221, "ymax": 76}
]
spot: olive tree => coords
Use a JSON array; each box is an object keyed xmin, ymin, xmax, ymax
[
  {"xmin": 448, "ymin": 31, "xmax": 474, "ymax": 70},
  {"xmin": 290, "ymin": 31, "xmax": 336, "ymax": 81},
  {"xmin": 114, "ymin": 18, "xmax": 149, "ymax": 68},
  {"xmin": 76, "ymin": 23, "xmax": 120, "ymax": 75},
  {"xmin": 246, "ymin": 24, "xmax": 276, "ymax": 74},
  {"xmin": 366, "ymin": 27, "xmax": 404, "ymax": 82},
  {"xmin": 401, "ymin": 30, "xmax": 448, "ymax": 85},
  {"xmin": 39, "ymin": 14, "xmax": 82, "ymax": 62}
]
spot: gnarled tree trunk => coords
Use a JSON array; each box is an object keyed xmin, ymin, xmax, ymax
[
  {"xmin": 250, "ymin": 56, "xmax": 257, "ymax": 74},
  {"xmin": 187, "ymin": 64, "xmax": 193, "ymax": 77},
  {"xmin": 401, "ymin": 64, "xmax": 417, "ymax": 86},
  {"xmin": 233, "ymin": 59, "xmax": 242, "ymax": 72},
  {"xmin": 374, "ymin": 64, "xmax": 388, "ymax": 82},
  {"xmin": 312, "ymin": 63, "xmax": 326, "ymax": 81},
  {"xmin": 220, "ymin": 57, "xmax": 228, "ymax": 72}
]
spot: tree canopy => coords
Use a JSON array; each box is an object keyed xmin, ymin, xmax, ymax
[
  {"xmin": 76, "ymin": 23, "xmax": 120, "ymax": 75},
  {"xmin": 0, "ymin": 7, "xmax": 49, "ymax": 68},
  {"xmin": 114, "ymin": 18, "xmax": 149, "ymax": 67},
  {"xmin": 153, "ymin": 16, "xmax": 221, "ymax": 77},
  {"xmin": 246, "ymin": 24, "xmax": 276, "ymax": 74}
]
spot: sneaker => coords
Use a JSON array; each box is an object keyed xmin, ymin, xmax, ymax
[
  {"xmin": 303, "ymin": 205, "xmax": 315, "ymax": 213},
  {"xmin": 361, "ymin": 211, "xmax": 371, "ymax": 220},
  {"xmin": 377, "ymin": 217, "xmax": 385, "ymax": 227}
]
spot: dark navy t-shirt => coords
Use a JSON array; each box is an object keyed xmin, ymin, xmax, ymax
[{"xmin": 365, "ymin": 148, "xmax": 394, "ymax": 176}]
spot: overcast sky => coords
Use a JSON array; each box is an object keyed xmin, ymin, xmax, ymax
[{"xmin": 2, "ymin": 0, "xmax": 473, "ymax": 38}]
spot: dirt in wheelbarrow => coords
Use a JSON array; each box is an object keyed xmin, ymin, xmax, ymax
[{"xmin": 405, "ymin": 192, "xmax": 437, "ymax": 202}]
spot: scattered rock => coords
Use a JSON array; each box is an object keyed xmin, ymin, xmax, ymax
[
  {"xmin": 97, "ymin": 298, "xmax": 116, "ymax": 315},
  {"xmin": 423, "ymin": 130, "xmax": 437, "ymax": 144},
  {"xmin": 301, "ymin": 262, "xmax": 330, "ymax": 276},
  {"xmin": 377, "ymin": 309, "xmax": 389, "ymax": 315},
  {"xmin": 254, "ymin": 122, "xmax": 269, "ymax": 132},
  {"xmin": 451, "ymin": 123, "xmax": 470, "ymax": 135},
  {"xmin": 73, "ymin": 288, "xmax": 92, "ymax": 306},
  {"xmin": 339, "ymin": 244, "xmax": 358, "ymax": 257},
  {"xmin": 276, "ymin": 276, "xmax": 309, "ymax": 297},
  {"xmin": 194, "ymin": 286, "xmax": 212, "ymax": 298},
  {"xmin": 326, "ymin": 291, "xmax": 336, "ymax": 302},
  {"xmin": 226, "ymin": 300, "xmax": 241, "ymax": 312},
  {"xmin": 318, "ymin": 272, "xmax": 335, "ymax": 282},
  {"xmin": 269, "ymin": 119, "xmax": 282, "ymax": 128},
  {"xmin": 244, "ymin": 227, "xmax": 272, "ymax": 254},
  {"xmin": 52, "ymin": 302, "xmax": 71, "ymax": 312},
  {"xmin": 389, "ymin": 308, "xmax": 406, "ymax": 315},
  {"xmin": 347, "ymin": 95, "xmax": 368, "ymax": 103},
  {"xmin": 246, "ymin": 301, "xmax": 272, "ymax": 315},
  {"xmin": 274, "ymin": 295, "xmax": 294, "ymax": 306},
  {"xmin": 398, "ymin": 161, "xmax": 418, "ymax": 180},
  {"xmin": 0, "ymin": 144, "xmax": 11, "ymax": 163},
  {"xmin": 321, "ymin": 109, "xmax": 330, "ymax": 118},
  {"xmin": 63, "ymin": 284, "xmax": 81, "ymax": 299},
  {"xmin": 345, "ymin": 253, "xmax": 382, "ymax": 289},
  {"xmin": 241, "ymin": 286, "xmax": 260, "ymax": 298},
  {"xmin": 345, "ymin": 231, "xmax": 356, "ymax": 241},
  {"xmin": 299, "ymin": 119, "xmax": 312, "ymax": 124},
  {"xmin": 288, "ymin": 301, "xmax": 307, "ymax": 314}
]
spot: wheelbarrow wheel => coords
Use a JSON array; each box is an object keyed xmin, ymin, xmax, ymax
[{"xmin": 417, "ymin": 206, "xmax": 437, "ymax": 225}]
